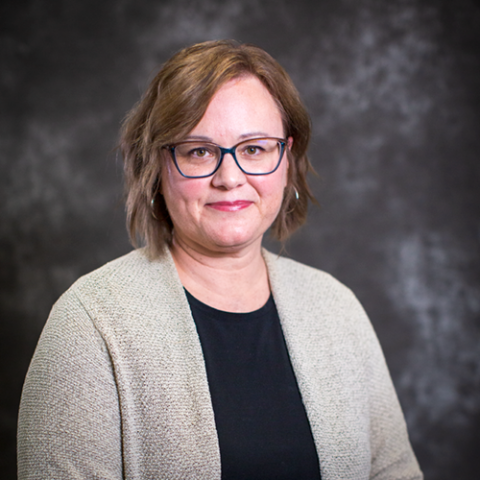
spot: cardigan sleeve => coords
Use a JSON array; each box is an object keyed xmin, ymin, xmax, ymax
[
  {"xmin": 355, "ymin": 297, "xmax": 423, "ymax": 480},
  {"xmin": 17, "ymin": 288, "xmax": 124, "ymax": 480}
]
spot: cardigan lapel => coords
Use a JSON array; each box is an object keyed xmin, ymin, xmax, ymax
[
  {"xmin": 263, "ymin": 249, "xmax": 370, "ymax": 480},
  {"xmin": 103, "ymin": 248, "xmax": 223, "ymax": 479}
]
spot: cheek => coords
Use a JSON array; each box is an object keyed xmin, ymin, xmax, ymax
[
  {"xmin": 252, "ymin": 171, "xmax": 287, "ymax": 210},
  {"xmin": 162, "ymin": 172, "xmax": 209, "ymax": 217}
]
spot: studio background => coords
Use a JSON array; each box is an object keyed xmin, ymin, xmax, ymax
[{"xmin": 1, "ymin": 0, "xmax": 479, "ymax": 479}]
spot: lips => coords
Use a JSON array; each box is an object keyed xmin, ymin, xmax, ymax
[{"xmin": 206, "ymin": 200, "xmax": 253, "ymax": 212}]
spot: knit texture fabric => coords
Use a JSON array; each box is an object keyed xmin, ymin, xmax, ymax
[{"xmin": 18, "ymin": 248, "xmax": 423, "ymax": 479}]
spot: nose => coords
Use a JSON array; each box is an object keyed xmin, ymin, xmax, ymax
[{"xmin": 211, "ymin": 151, "xmax": 247, "ymax": 190}]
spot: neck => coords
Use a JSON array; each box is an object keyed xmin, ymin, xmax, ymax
[{"xmin": 170, "ymin": 235, "xmax": 270, "ymax": 313}]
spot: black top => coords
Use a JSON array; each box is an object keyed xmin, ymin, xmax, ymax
[{"xmin": 185, "ymin": 290, "xmax": 321, "ymax": 480}]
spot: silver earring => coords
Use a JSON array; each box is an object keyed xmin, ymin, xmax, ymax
[
  {"xmin": 150, "ymin": 197, "xmax": 158, "ymax": 219},
  {"xmin": 294, "ymin": 187, "xmax": 299, "ymax": 200}
]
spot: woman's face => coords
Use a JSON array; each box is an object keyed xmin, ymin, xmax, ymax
[{"xmin": 161, "ymin": 75, "xmax": 290, "ymax": 256}]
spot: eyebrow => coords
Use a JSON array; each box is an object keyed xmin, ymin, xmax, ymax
[
  {"xmin": 183, "ymin": 132, "xmax": 272, "ymax": 143},
  {"xmin": 239, "ymin": 132, "xmax": 271, "ymax": 140}
]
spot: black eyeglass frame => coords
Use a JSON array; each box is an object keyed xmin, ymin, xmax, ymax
[{"xmin": 163, "ymin": 137, "xmax": 287, "ymax": 179}]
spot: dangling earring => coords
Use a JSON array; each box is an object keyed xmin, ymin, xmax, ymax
[
  {"xmin": 150, "ymin": 197, "xmax": 158, "ymax": 219},
  {"xmin": 294, "ymin": 187, "xmax": 299, "ymax": 200}
]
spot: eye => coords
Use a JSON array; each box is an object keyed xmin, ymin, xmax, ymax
[
  {"xmin": 191, "ymin": 147, "xmax": 208, "ymax": 157},
  {"xmin": 246, "ymin": 146, "xmax": 260, "ymax": 155},
  {"xmin": 241, "ymin": 144, "xmax": 265, "ymax": 156},
  {"xmin": 184, "ymin": 145, "xmax": 216, "ymax": 159}
]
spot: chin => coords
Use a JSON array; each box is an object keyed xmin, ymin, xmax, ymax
[{"xmin": 208, "ymin": 228, "xmax": 263, "ymax": 252}]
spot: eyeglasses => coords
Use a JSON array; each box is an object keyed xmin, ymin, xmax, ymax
[{"xmin": 164, "ymin": 137, "xmax": 286, "ymax": 178}]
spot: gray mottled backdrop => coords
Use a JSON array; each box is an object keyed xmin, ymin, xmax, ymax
[{"xmin": 1, "ymin": 0, "xmax": 479, "ymax": 478}]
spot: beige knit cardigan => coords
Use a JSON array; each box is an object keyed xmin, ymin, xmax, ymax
[{"xmin": 18, "ymin": 248, "xmax": 422, "ymax": 479}]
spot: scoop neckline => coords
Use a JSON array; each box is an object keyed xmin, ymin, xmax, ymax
[{"xmin": 184, "ymin": 288, "xmax": 275, "ymax": 320}]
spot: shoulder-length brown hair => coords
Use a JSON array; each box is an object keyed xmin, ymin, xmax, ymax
[{"xmin": 121, "ymin": 39, "xmax": 315, "ymax": 258}]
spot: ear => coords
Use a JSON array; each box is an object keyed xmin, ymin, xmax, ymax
[
  {"xmin": 283, "ymin": 137, "xmax": 293, "ymax": 188},
  {"xmin": 286, "ymin": 137, "xmax": 294, "ymax": 173}
]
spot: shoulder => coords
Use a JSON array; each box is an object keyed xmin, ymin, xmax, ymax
[
  {"xmin": 50, "ymin": 248, "xmax": 184, "ymax": 331},
  {"xmin": 264, "ymin": 250, "xmax": 375, "ymax": 345},
  {"xmin": 73, "ymin": 248, "xmax": 172, "ymax": 289},
  {"xmin": 64, "ymin": 248, "xmax": 176, "ymax": 301},
  {"xmin": 263, "ymin": 249, "xmax": 357, "ymax": 306}
]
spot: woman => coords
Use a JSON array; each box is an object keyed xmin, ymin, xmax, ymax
[{"xmin": 18, "ymin": 40, "xmax": 423, "ymax": 479}]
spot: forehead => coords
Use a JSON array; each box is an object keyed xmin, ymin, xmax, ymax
[{"xmin": 190, "ymin": 75, "xmax": 284, "ymax": 140}]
